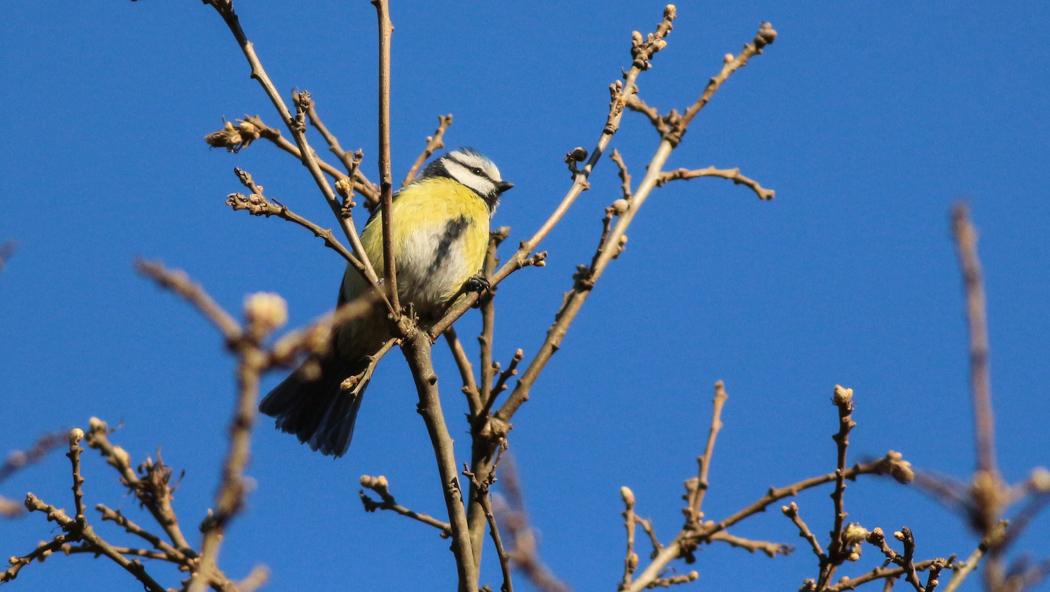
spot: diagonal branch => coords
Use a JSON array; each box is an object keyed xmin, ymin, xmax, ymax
[
  {"xmin": 403, "ymin": 114, "xmax": 453, "ymax": 187},
  {"xmin": 429, "ymin": 5, "xmax": 679, "ymax": 339}
]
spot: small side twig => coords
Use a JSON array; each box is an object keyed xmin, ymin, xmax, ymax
[
  {"xmin": 227, "ymin": 168, "xmax": 359, "ymax": 266},
  {"xmin": 295, "ymin": 91, "xmax": 380, "ymax": 208},
  {"xmin": 782, "ymin": 502, "xmax": 825, "ymax": 559},
  {"xmin": 656, "ymin": 166, "xmax": 775, "ymax": 200},
  {"xmin": 359, "ymin": 474, "xmax": 452, "ymax": 537},
  {"xmin": 685, "ymin": 381, "xmax": 728, "ymax": 525},
  {"xmin": 403, "ymin": 114, "xmax": 453, "ymax": 187}
]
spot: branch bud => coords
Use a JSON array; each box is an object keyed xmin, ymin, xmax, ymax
[{"xmin": 244, "ymin": 292, "xmax": 288, "ymax": 336}]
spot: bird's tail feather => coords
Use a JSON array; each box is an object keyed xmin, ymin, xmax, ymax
[{"xmin": 259, "ymin": 354, "xmax": 371, "ymax": 458}]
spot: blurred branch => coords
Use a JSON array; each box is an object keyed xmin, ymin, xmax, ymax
[
  {"xmin": 135, "ymin": 259, "xmax": 242, "ymax": 343},
  {"xmin": 0, "ymin": 240, "xmax": 16, "ymax": 277},
  {"xmin": 0, "ymin": 431, "xmax": 66, "ymax": 488},
  {"xmin": 496, "ymin": 455, "xmax": 571, "ymax": 592},
  {"xmin": 951, "ymin": 204, "xmax": 997, "ymax": 478}
]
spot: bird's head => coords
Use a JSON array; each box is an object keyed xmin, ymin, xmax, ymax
[{"xmin": 421, "ymin": 148, "xmax": 513, "ymax": 211}]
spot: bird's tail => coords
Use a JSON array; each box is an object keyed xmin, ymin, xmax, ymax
[{"xmin": 259, "ymin": 353, "xmax": 371, "ymax": 458}]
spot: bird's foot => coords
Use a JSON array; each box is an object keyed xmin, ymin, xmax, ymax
[{"xmin": 464, "ymin": 274, "xmax": 490, "ymax": 294}]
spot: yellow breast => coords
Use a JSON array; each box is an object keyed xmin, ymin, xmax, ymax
[{"xmin": 358, "ymin": 177, "xmax": 490, "ymax": 307}]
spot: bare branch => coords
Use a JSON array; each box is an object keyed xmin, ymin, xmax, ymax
[
  {"xmin": 782, "ymin": 502, "xmax": 825, "ymax": 559},
  {"xmin": 950, "ymin": 204, "xmax": 1000, "ymax": 496},
  {"xmin": 227, "ymin": 168, "xmax": 361, "ymax": 267},
  {"xmin": 135, "ymin": 259, "xmax": 242, "ymax": 343},
  {"xmin": 429, "ymin": 5, "xmax": 680, "ymax": 338},
  {"xmin": 359, "ymin": 474, "xmax": 453, "ymax": 537},
  {"xmin": 656, "ymin": 166, "xmax": 775, "ymax": 200},
  {"xmin": 295, "ymin": 91, "xmax": 381, "ymax": 207},
  {"xmin": 403, "ymin": 114, "xmax": 453, "ymax": 187},
  {"xmin": 685, "ymin": 381, "xmax": 728, "ymax": 525}
]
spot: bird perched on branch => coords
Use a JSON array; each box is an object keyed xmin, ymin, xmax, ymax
[{"xmin": 260, "ymin": 148, "xmax": 514, "ymax": 457}]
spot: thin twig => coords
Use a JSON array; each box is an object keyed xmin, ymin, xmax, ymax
[
  {"xmin": 656, "ymin": 166, "xmax": 775, "ymax": 200},
  {"xmin": 625, "ymin": 450, "xmax": 913, "ymax": 592},
  {"xmin": 445, "ymin": 326, "xmax": 482, "ymax": 417},
  {"xmin": 201, "ymin": 1, "xmax": 386, "ymax": 309},
  {"xmin": 84, "ymin": 418, "xmax": 194, "ymax": 554},
  {"xmin": 227, "ymin": 169, "xmax": 359, "ymax": 266},
  {"xmin": 620, "ymin": 487, "xmax": 639, "ymax": 590},
  {"xmin": 359, "ymin": 474, "xmax": 453, "ymax": 537},
  {"xmin": 492, "ymin": 20, "xmax": 775, "ymax": 427},
  {"xmin": 782, "ymin": 502, "xmax": 825, "ymax": 559},
  {"xmin": 403, "ymin": 114, "xmax": 453, "ymax": 187},
  {"xmin": 296, "ymin": 92, "xmax": 381, "ymax": 207},
  {"xmin": 708, "ymin": 530, "xmax": 792, "ymax": 558},
  {"xmin": 97, "ymin": 504, "xmax": 189, "ymax": 565},
  {"xmin": 466, "ymin": 226, "xmax": 512, "ymax": 568},
  {"xmin": 686, "ymin": 381, "xmax": 728, "ymax": 525},
  {"xmin": 826, "ymin": 559, "xmax": 951, "ymax": 592},
  {"xmin": 429, "ymin": 6, "xmax": 680, "ymax": 339}
]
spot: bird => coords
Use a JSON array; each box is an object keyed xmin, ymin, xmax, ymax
[{"xmin": 259, "ymin": 148, "xmax": 514, "ymax": 458}]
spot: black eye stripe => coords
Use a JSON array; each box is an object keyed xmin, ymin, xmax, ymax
[{"xmin": 447, "ymin": 156, "xmax": 496, "ymax": 184}]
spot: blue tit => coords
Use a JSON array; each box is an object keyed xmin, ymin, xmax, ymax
[{"xmin": 260, "ymin": 148, "xmax": 513, "ymax": 457}]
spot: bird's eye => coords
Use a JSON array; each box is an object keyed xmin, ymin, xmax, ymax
[{"xmin": 471, "ymin": 167, "xmax": 483, "ymax": 176}]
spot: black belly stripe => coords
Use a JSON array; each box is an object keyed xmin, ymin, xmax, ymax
[{"xmin": 429, "ymin": 216, "xmax": 470, "ymax": 274}]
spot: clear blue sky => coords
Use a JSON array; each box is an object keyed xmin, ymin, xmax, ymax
[{"xmin": 2, "ymin": 2, "xmax": 1048, "ymax": 591}]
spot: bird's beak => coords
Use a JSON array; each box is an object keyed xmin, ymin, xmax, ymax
[{"xmin": 497, "ymin": 181, "xmax": 514, "ymax": 194}]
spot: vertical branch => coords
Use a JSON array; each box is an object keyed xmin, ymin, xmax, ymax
[
  {"xmin": 950, "ymin": 204, "xmax": 996, "ymax": 477},
  {"xmin": 478, "ymin": 229, "xmax": 509, "ymax": 403},
  {"xmin": 189, "ymin": 293, "xmax": 278, "ymax": 592},
  {"xmin": 202, "ymin": 1, "xmax": 387, "ymax": 309},
  {"xmin": 466, "ymin": 227, "xmax": 511, "ymax": 567},
  {"xmin": 620, "ymin": 487, "xmax": 639, "ymax": 590},
  {"xmin": 372, "ymin": 0, "xmax": 399, "ymax": 314},
  {"xmin": 686, "ymin": 381, "xmax": 728, "ymax": 524},
  {"xmin": 402, "ymin": 331, "xmax": 477, "ymax": 592}
]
